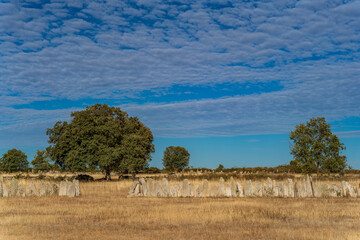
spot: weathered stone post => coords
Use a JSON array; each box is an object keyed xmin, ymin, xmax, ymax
[
  {"xmin": 230, "ymin": 177, "xmax": 237, "ymax": 197},
  {"xmin": 59, "ymin": 181, "xmax": 68, "ymax": 196},
  {"xmin": 189, "ymin": 183, "xmax": 195, "ymax": 197},
  {"xmin": 288, "ymin": 179, "xmax": 294, "ymax": 198},
  {"xmin": 73, "ymin": 179, "xmax": 80, "ymax": 196},
  {"xmin": 16, "ymin": 184, "xmax": 26, "ymax": 197},
  {"xmin": 162, "ymin": 178, "xmax": 169, "ymax": 197},
  {"xmin": 245, "ymin": 180, "xmax": 253, "ymax": 197},
  {"xmin": 202, "ymin": 179, "xmax": 209, "ymax": 197},
  {"xmin": 219, "ymin": 177, "xmax": 225, "ymax": 197},
  {"xmin": 0, "ymin": 180, "xmax": 3, "ymax": 197},
  {"xmin": 236, "ymin": 182, "xmax": 244, "ymax": 197},
  {"xmin": 254, "ymin": 182, "xmax": 263, "ymax": 197},
  {"xmin": 182, "ymin": 179, "xmax": 189, "ymax": 197},
  {"xmin": 264, "ymin": 178, "xmax": 273, "ymax": 196},
  {"xmin": 155, "ymin": 181, "xmax": 163, "ymax": 197},
  {"xmin": 147, "ymin": 179, "xmax": 155, "ymax": 197},
  {"xmin": 9, "ymin": 178, "xmax": 19, "ymax": 197}
]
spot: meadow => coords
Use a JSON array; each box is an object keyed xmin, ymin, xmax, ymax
[{"xmin": 1, "ymin": 173, "xmax": 360, "ymax": 240}]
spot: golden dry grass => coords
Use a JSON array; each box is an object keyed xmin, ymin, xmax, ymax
[{"xmin": 1, "ymin": 179, "xmax": 360, "ymax": 240}]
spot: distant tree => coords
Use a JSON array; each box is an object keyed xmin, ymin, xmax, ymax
[
  {"xmin": 162, "ymin": 146, "xmax": 190, "ymax": 172},
  {"xmin": 31, "ymin": 150, "xmax": 51, "ymax": 173},
  {"xmin": 0, "ymin": 149, "xmax": 28, "ymax": 172},
  {"xmin": 46, "ymin": 104, "xmax": 154, "ymax": 180},
  {"xmin": 215, "ymin": 164, "xmax": 225, "ymax": 172},
  {"xmin": 289, "ymin": 117, "xmax": 347, "ymax": 173}
]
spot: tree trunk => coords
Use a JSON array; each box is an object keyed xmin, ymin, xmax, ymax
[{"xmin": 105, "ymin": 169, "xmax": 111, "ymax": 181}]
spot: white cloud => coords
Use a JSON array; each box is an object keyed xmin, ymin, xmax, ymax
[{"xmin": 0, "ymin": 0, "xmax": 359, "ymax": 140}]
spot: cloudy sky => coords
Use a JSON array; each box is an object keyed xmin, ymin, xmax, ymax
[{"xmin": 1, "ymin": 0, "xmax": 359, "ymax": 168}]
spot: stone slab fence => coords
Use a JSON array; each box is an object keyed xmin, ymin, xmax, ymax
[
  {"xmin": 128, "ymin": 176, "xmax": 360, "ymax": 198},
  {"xmin": 0, "ymin": 178, "xmax": 80, "ymax": 197}
]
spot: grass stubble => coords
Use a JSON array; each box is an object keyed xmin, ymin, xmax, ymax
[{"xmin": 1, "ymin": 179, "xmax": 360, "ymax": 240}]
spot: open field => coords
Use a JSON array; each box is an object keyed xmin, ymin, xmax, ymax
[{"xmin": 1, "ymin": 176, "xmax": 360, "ymax": 240}]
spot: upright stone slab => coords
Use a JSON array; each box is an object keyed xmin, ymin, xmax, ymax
[
  {"xmin": 162, "ymin": 178, "xmax": 169, "ymax": 197},
  {"xmin": 219, "ymin": 177, "xmax": 225, "ymax": 197},
  {"xmin": 27, "ymin": 182, "xmax": 38, "ymax": 196},
  {"xmin": 174, "ymin": 184, "xmax": 181, "ymax": 197},
  {"xmin": 139, "ymin": 178, "xmax": 147, "ymax": 196},
  {"xmin": 196, "ymin": 184, "xmax": 203, "ymax": 197},
  {"xmin": 182, "ymin": 179, "xmax": 189, "ymax": 197},
  {"xmin": 189, "ymin": 183, "xmax": 195, "ymax": 197},
  {"xmin": 312, "ymin": 183, "xmax": 321, "ymax": 197},
  {"xmin": 272, "ymin": 180, "xmax": 278, "ymax": 197},
  {"xmin": 283, "ymin": 183, "xmax": 288, "ymax": 198},
  {"xmin": 73, "ymin": 180, "xmax": 80, "ymax": 196},
  {"xmin": 347, "ymin": 182, "xmax": 357, "ymax": 197},
  {"xmin": 39, "ymin": 181, "xmax": 46, "ymax": 196},
  {"xmin": 295, "ymin": 182, "xmax": 302, "ymax": 198},
  {"xmin": 155, "ymin": 181, "xmax": 163, "ymax": 197},
  {"xmin": 147, "ymin": 179, "xmax": 155, "ymax": 197},
  {"xmin": 330, "ymin": 185, "xmax": 341, "ymax": 197},
  {"xmin": 52, "ymin": 183, "xmax": 59, "ymax": 195},
  {"xmin": 254, "ymin": 182, "xmax": 263, "ymax": 197},
  {"xmin": 288, "ymin": 179, "xmax": 294, "ymax": 198},
  {"xmin": 170, "ymin": 186, "xmax": 176, "ymax": 197},
  {"xmin": 230, "ymin": 177, "xmax": 237, "ymax": 197},
  {"xmin": 305, "ymin": 175, "xmax": 313, "ymax": 197},
  {"xmin": 0, "ymin": 180, "xmax": 3, "ymax": 197},
  {"xmin": 202, "ymin": 179, "xmax": 209, "ymax": 197},
  {"xmin": 245, "ymin": 180, "xmax": 253, "ymax": 197},
  {"xmin": 277, "ymin": 183, "xmax": 284, "ymax": 197},
  {"xmin": 236, "ymin": 182, "xmax": 244, "ymax": 197},
  {"xmin": 67, "ymin": 181, "xmax": 76, "ymax": 197},
  {"xmin": 341, "ymin": 181, "xmax": 347, "ymax": 197},
  {"xmin": 3, "ymin": 184, "xmax": 8, "ymax": 197},
  {"xmin": 225, "ymin": 184, "xmax": 232, "ymax": 197},
  {"xmin": 16, "ymin": 184, "xmax": 25, "ymax": 197},
  {"xmin": 264, "ymin": 178, "xmax": 273, "ymax": 196},
  {"xmin": 59, "ymin": 181, "xmax": 68, "ymax": 196},
  {"xmin": 9, "ymin": 178, "xmax": 18, "ymax": 197}
]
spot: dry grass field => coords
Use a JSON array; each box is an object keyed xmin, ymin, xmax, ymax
[{"xmin": 1, "ymin": 176, "xmax": 360, "ymax": 240}]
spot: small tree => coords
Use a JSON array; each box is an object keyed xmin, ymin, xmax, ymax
[
  {"xmin": 289, "ymin": 117, "xmax": 347, "ymax": 173},
  {"xmin": 31, "ymin": 150, "xmax": 51, "ymax": 173},
  {"xmin": 162, "ymin": 146, "xmax": 190, "ymax": 172},
  {"xmin": 215, "ymin": 164, "xmax": 225, "ymax": 172},
  {"xmin": 0, "ymin": 149, "xmax": 28, "ymax": 172}
]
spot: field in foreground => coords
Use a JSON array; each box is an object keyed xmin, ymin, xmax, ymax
[{"xmin": 1, "ymin": 179, "xmax": 360, "ymax": 240}]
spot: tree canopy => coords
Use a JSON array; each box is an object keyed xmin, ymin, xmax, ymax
[
  {"xmin": 162, "ymin": 146, "xmax": 190, "ymax": 171},
  {"xmin": 31, "ymin": 150, "xmax": 51, "ymax": 173},
  {"xmin": 46, "ymin": 104, "xmax": 154, "ymax": 179},
  {"xmin": 289, "ymin": 117, "xmax": 347, "ymax": 173},
  {"xmin": 0, "ymin": 149, "xmax": 28, "ymax": 172}
]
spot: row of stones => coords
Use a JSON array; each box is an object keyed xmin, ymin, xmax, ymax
[
  {"xmin": 0, "ymin": 178, "xmax": 80, "ymax": 197},
  {"xmin": 128, "ymin": 176, "xmax": 360, "ymax": 198}
]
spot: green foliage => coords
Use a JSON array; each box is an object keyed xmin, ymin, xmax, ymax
[
  {"xmin": 31, "ymin": 150, "xmax": 51, "ymax": 173},
  {"xmin": 46, "ymin": 104, "xmax": 154, "ymax": 179},
  {"xmin": 162, "ymin": 146, "xmax": 190, "ymax": 171},
  {"xmin": 289, "ymin": 117, "xmax": 347, "ymax": 173},
  {"xmin": 215, "ymin": 164, "xmax": 225, "ymax": 172},
  {"xmin": 0, "ymin": 149, "xmax": 29, "ymax": 172},
  {"xmin": 143, "ymin": 167, "xmax": 161, "ymax": 174}
]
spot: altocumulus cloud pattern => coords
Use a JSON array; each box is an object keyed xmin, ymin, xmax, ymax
[{"xmin": 0, "ymin": 0, "xmax": 360, "ymax": 145}]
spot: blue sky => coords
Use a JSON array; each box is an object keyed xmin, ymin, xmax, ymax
[{"xmin": 1, "ymin": 0, "xmax": 359, "ymax": 169}]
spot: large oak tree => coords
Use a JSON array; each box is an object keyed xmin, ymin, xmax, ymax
[{"xmin": 46, "ymin": 104, "xmax": 154, "ymax": 180}]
